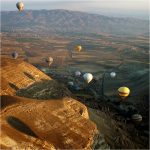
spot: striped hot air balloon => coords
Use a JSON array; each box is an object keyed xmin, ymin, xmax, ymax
[
  {"xmin": 118, "ymin": 87, "xmax": 130, "ymax": 99},
  {"xmin": 131, "ymin": 114, "xmax": 142, "ymax": 123}
]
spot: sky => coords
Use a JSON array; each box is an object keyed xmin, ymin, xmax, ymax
[{"xmin": 1, "ymin": 0, "xmax": 149, "ymax": 19}]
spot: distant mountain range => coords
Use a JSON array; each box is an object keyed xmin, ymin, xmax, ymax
[{"xmin": 1, "ymin": 9, "xmax": 149, "ymax": 36}]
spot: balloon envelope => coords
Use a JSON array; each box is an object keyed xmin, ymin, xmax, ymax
[
  {"xmin": 131, "ymin": 114, "xmax": 142, "ymax": 122},
  {"xmin": 16, "ymin": 2, "xmax": 24, "ymax": 11},
  {"xmin": 46, "ymin": 57, "xmax": 53, "ymax": 62},
  {"xmin": 75, "ymin": 45, "xmax": 82, "ymax": 52},
  {"xmin": 118, "ymin": 87, "xmax": 130, "ymax": 98},
  {"xmin": 83, "ymin": 73, "xmax": 93, "ymax": 83},
  {"xmin": 68, "ymin": 82, "xmax": 74, "ymax": 86},
  {"xmin": 75, "ymin": 71, "xmax": 81, "ymax": 77},
  {"xmin": 46, "ymin": 57, "xmax": 53, "ymax": 66},
  {"xmin": 12, "ymin": 52, "xmax": 18, "ymax": 59},
  {"xmin": 110, "ymin": 72, "xmax": 116, "ymax": 78}
]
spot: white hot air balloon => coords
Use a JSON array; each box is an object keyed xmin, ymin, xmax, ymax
[
  {"xmin": 75, "ymin": 71, "xmax": 81, "ymax": 77},
  {"xmin": 110, "ymin": 72, "xmax": 116, "ymax": 78},
  {"xmin": 68, "ymin": 81, "xmax": 74, "ymax": 86},
  {"xmin": 45, "ymin": 57, "xmax": 53, "ymax": 67},
  {"xmin": 16, "ymin": 2, "xmax": 24, "ymax": 11},
  {"xmin": 83, "ymin": 73, "xmax": 93, "ymax": 83}
]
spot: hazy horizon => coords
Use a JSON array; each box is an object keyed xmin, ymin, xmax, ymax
[{"xmin": 1, "ymin": 0, "xmax": 149, "ymax": 20}]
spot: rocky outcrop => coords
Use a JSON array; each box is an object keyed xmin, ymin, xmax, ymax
[
  {"xmin": 1, "ymin": 95, "xmax": 98, "ymax": 149},
  {"xmin": 0, "ymin": 58, "xmax": 107, "ymax": 149},
  {"xmin": 0, "ymin": 58, "xmax": 51, "ymax": 96}
]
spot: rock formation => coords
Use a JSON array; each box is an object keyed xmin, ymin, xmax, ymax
[
  {"xmin": 1, "ymin": 95, "xmax": 98, "ymax": 149},
  {"xmin": 0, "ymin": 58, "xmax": 109, "ymax": 149},
  {"xmin": 0, "ymin": 58, "xmax": 50, "ymax": 96}
]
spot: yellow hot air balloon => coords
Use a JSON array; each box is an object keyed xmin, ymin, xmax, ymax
[
  {"xmin": 16, "ymin": 2, "xmax": 24, "ymax": 11},
  {"xmin": 118, "ymin": 87, "xmax": 130, "ymax": 99},
  {"xmin": 75, "ymin": 45, "xmax": 82, "ymax": 52}
]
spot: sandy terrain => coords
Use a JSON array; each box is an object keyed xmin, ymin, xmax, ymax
[{"xmin": 0, "ymin": 32, "xmax": 149, "ymax": 149}]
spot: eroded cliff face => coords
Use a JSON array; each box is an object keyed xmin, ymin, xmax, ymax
[
  {"xmin": 0, "ymin": 58, "xmax": 51, "ymax": 96},
  {"xmin": 0, "ymin": 58, "xmax": 105, "ymax": 149}
]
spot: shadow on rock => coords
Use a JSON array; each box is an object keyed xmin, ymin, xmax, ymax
[
  {"xmin": 23, "ymin": 72, "xmax": 35, "ymax": 81},
  {"xmin": 9, "ymin": 83, "xmax": 19, "ymax": 91},
  {"xmin": 16, "ymin": 79, "xmax": 72, "ymax": 100},
  {"xmin": 7, "ymin": 116, "xmax": 38, "ymax": 138}
]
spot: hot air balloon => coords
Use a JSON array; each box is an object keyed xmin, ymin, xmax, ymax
[
  {"xmin": 75, "ymin": 45, "xmax": 82, "ymax": 52},
  {"xmin": 45, "ymin": 57, "xmax": 53, "ymax": 67},
  {"xmin": 131, "ymin": 114, "xmax": 142, "ymax": 123},
  {"xmin": 40, "ymin": 68, "xmax": 47, "ymax": 73},
  {"xmin": 68, "ymin": 81, "xmax": 74, "ymax": 86},
  {"xmin": 75, "ymin": 71, "xmax": 81, "ymax": 77},
  {"xmin": 83, "ymin": 73, "xmax": 93, "ymax": 83},
  {"xmin": 118, "ymin": 87, "xmax": 130, "ymax": 99},
  {"xmin": 12, "ymin": 52, "xmax": 18, "ymax": 59},
  {"xmin": 110, "ymin": 72, "xmax": 116, "ymax": 78},
  {"xmin": 16, "ymin": 2, "xmax": 24, "ymax": 11}
]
